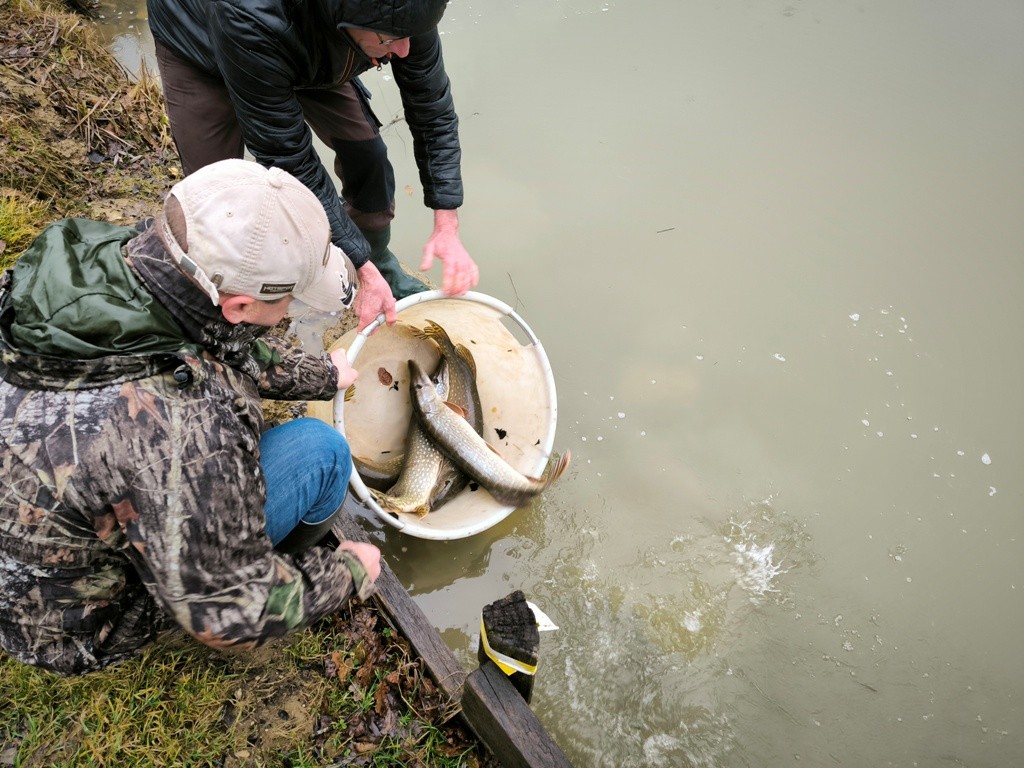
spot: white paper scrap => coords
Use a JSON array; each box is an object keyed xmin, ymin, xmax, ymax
[{"xmin": 527, "ymin": 601, "xmax": 559, "ymax": 632}]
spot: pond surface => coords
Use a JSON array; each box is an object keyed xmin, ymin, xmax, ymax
[{"xmin": 97, "ymin": 1, "xmax": 1023, "ymax": 765}]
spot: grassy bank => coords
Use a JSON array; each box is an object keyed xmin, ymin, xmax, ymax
[
  {"xmin": 0, "ymin": 1, "xmax": 490, "ymax": 764},
  {"xmin": 1, "ymin": 603, "xmax": 484, "ymax": 767}
]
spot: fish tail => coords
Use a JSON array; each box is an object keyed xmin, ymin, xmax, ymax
[
  {"xmin": 353, "ymin": 454, "xmax": 404, "ymax": 492},
  {"xmin": 543, "ymin": 450, "xmax": 572, "ymax": 488},
  {"xmin": 484, "ymin": 449, "xmax": 571, "ymax": 508},
  {"xmin": 368, "ymin": 488, "xmax": 392, "ymax": 509}
]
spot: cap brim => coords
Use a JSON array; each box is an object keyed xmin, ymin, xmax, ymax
[{"xmin": 295, "ymin": 245, "xmax": 357, "ymax": 312}]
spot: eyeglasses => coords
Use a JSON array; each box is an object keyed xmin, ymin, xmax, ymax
[{"xmin": 375, "ymin": 31, "xmax": 405, "ymax": 47}]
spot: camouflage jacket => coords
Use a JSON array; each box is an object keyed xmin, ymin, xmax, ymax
[{"xmin": 0, "ymin": 219, "xmax": 366, "ymax": 675}]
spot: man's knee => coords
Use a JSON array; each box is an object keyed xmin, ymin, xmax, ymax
[{"xmin": 299, "ymin": 418, "xmax": 352, "ymax": 484}]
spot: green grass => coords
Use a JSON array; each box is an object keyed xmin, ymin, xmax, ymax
[
  {"xmin": 0, "ymin": 636, "xmax": 242, "ymax": 766},
  {"xmin": 0, "ymin": 609, "xmax": 487, "ymax": 767},
  {"xmin": 0, "ymin": 191, "xmax": 48, "ymax": 271}
]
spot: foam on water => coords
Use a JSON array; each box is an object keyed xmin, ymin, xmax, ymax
[
  {"xmin": 733, "ymin": 539, "xmax": 785, "ymax": 598},
  {"xmin": 725, "ymin": 518, "xmax": 788, "ymax": 600}
]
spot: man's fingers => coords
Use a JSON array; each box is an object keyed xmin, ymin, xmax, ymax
[{"xmin": 420, "ymin": 249, "xmax": 435, "ymax": 272}]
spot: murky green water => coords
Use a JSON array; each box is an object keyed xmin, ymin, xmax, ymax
[{"xmin": 98, "ymin": 0, "xmax": 1023, "ymax": 764}]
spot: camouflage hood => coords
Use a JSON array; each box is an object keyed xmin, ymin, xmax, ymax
[
  {"xmin": 6, "ymin": 219, "xmax": 188, "ymax": 358},
  {"xmin": 0, "ymin": 219, "xmax": 192, "ymax": 391}
]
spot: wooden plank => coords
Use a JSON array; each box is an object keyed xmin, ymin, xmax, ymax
[
  {"xmin": 333, "ymin": 507, "xmax": 467, "ymax": 703},
  {"xmin": 462, "ymin": 660, "xmax": 575, "ymax": 768},
  {"xmin": 334, "ymin": 505, "xmax": 574, "ymax": 767}
]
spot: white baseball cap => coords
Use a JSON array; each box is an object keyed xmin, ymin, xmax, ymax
[{"xmin": 160, "ymin": 159, "xmax": 356, "ymax": 311}]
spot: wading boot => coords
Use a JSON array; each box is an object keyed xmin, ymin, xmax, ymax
[
  {"xmin": 275, "ymin": 513, "xmax": 341, "ymax": 554},
  {"xmin": 362, "ymin": 225, "xmax": 428, "ymax": 300}
]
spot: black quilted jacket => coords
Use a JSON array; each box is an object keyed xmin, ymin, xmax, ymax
[{"xmin": 147, "ymin": 0, "xmax": 462, "ymax": 267}]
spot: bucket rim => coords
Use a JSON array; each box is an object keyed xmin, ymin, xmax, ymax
[{"xmin": 332, "ymin": 291, "xmax": 558, "ymax": 540}]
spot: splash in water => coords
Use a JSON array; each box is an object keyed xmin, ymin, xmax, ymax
[{"xmin": 726, "ymin": 518, "xmax": 788, "ymax": 600}]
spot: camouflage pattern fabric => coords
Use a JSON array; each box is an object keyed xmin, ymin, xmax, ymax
[{"xmin": 0, "ymin": 220, "xmax": 365, "ymax": 675}]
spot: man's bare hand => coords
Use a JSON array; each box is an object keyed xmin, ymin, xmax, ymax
[
  {"xmin": 329, "ymin": 348, "xmax": 358, "ymax": 390},
  {"xmin": 354, "ymin": 262, "xmax": 398, "ymax": 331},
  {"xmin": 337, "ymin": 540, "xmax": 381, "ymax": 583},
  {"xmin": 421, "ymin": 209, "xmax": 479, "ymax": 296}
]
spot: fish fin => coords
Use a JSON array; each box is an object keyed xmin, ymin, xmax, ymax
[
  {"xmin": 344, "ymin": 383, "xmax": 356, "ymax": 402},
  {"xmin": 415, "ymin": 319, "xmax": 443, "ymax": 342},
  {"xmin": 409, "ymin": 323, "xmax": 432, "ymax": 344},
  {"xmin": 455, "ymin": 342, "xmax": 478, "ymax": 377},
  {"xmin": 543, "ymin": 450, "xmax": 572, "ymax": 487},
  {"xmin": 425, "ymin": 319, "xmax": 447, "ymax": 337},
  {"xmin": 443, "ymin": 401, "xmax": 469, "ymax": 419},
  {"xmin": 368, "ymin": 488, "xmax": 402, "ymax": 514},
  {"xmin": 414, "ymin": 503, "xmax": 431, "ymax": 518}
]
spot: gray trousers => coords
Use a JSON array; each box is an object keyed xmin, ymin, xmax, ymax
[{"xmin": 154, "ymin": 41, "xmax": 396, "ymax": 233}]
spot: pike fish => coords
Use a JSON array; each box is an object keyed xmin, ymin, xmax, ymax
[
  {"xmin": 356, "ymin": 319, "xmax": 485, "ymax": 510},
  {"xmin": 408, "ymin": 359, "xmax": 571, "ymax": 508},
  {"xmin": 414, "ymin": 319, "xmax": 484, "ymax": 439},
  {"xmin": 369, "ymin": 357, "xmax": 463, "ymax": 517}
]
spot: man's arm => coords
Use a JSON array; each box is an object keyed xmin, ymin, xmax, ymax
[
  {"xmin": 392, "ymin": 31, "xmax": 478, "ymax": 295},
  {"xmin": 255, "ymin": 335, "xmax": 340, "ymax": 401},
  {"xmin": 208, "ymin": 6, "xmax": 397, "ymax": 325},
  {"xmin": 391, "ymin": 29, "xmax": 463, "ymax": 211},
  {"xmin": 118, "ymin": 389, "xmax": 371, "ymax": 648},
  {"xmin": 256, "ymin": 332, "xmax": 362, "ymax": 401}
]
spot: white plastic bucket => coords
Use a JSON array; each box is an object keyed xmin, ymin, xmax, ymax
[{"xmin": 329, "ymin": 291, "xmax": 559, "ymax": 540}]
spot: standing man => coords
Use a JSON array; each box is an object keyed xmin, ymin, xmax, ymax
[
  {"xmin": 0, "ymin": 160, "xmax": 380, "ymax": 675},
  {"xmin": 146, "ymin": 0, "xmax": 480, "ymax": 329}
]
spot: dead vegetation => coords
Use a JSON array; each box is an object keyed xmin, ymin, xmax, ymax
[{"xmin": 0, "ymin": 0, "xmax": 177, "ymax": 263}]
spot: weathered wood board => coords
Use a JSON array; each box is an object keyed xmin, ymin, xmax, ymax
[{"xmin": 332, "ymin": 509, "xmax": 574, "ymax": 767}]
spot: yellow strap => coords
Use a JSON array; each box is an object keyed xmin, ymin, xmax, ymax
[{"xmin": 479, "ymin": 617, "xmax": 538, "ymax": 676}]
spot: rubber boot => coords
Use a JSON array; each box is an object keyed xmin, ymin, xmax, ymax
[
  {"xmin": 274, "ymin": 513, "xmax": 341, "ymax": 554},
  {"xmin": 361, "ymin": 225, "xmax": 428, "ymax": 300}
]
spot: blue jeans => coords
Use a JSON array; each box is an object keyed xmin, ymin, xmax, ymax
[{"xmin": 260, "ymin": 418, "xmax": 351, "ymax": 546}]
